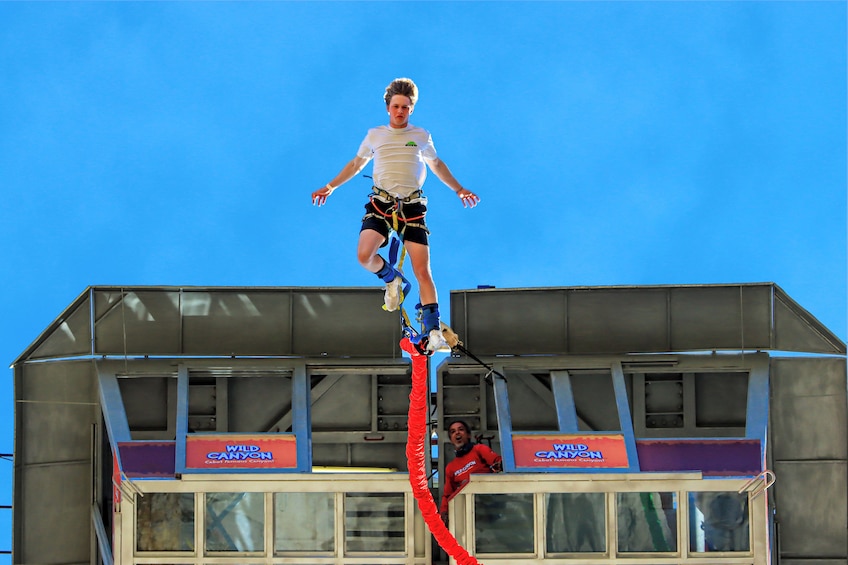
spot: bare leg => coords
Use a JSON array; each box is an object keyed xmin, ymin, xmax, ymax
[
  {"xmin": 357, "ymin": 229, "xmax": 388, "ymax": 273},
  {"xmin": 405, "ymin": 240, "xmax": 449, "ymax": 351},
  {"xmin": 404, "ymin": 240, "xmax": 437, "ymax": 305}
]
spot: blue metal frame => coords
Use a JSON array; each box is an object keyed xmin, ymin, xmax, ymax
[
  {"xmin": 611, "ymin": 361, "xmax": 641, "ymax": 472},
  {"xmin": 292, "ymin": 362, "xmax": 312, "ymax": 471},
  {"xmin": 492, "ymin": 365, "xmax": 516, "ymax": 472},
  {"xmin": 745, "ymin": 357, "xmax": 770, "ymax": 467},
  {"xmin": 174, "ymin": 365, "xmax": 189, "ymax": 474},
  {"xmin": 97, "ymin": 370, "xmax": 132, "ymax": 449},
  {"xmin": 175, "ymin": 364, "xmax": 309, "ymax": 474},
  {"xmin": 91, "ymin": 504, "xmax": 114, "ymax": 565},
  {"xmin": 551, "ymin": 370, "xmax": 579, "ymax": 433},
  {"xmin": 495, "ymin": 362, "xmax": 642, "ymax": 473}
]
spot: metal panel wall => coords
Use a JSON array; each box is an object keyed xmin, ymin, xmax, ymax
[
  {"xmin": 450, "ymin": 283, "xmax": 844, "ymax": 356},
  {"xmin": 26, "ymin": 290, "xmax": 92, "ymax": 360},
  {"xmin": 92, "ymin": 287, "xmax": 402, "ymax": 358},
  {"xmin": 14, "ymin": 360, "xmax": 98, "ymax": 565},
  {"xmin": 770, "ymin": 357, "xmax": 848, "ymax": 559},
  {"xmin": 773, "ymin": 288, "xmax": 847, "ymax": 354},
  {"xmin": 16, "ymin": 287, "xmax": 402, "ymax": 361},
  {"xmin": 17, "ymin": 284, "xmax": 845, "ymax": 363}
]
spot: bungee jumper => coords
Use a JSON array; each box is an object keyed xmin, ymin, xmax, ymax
[
  {"xmin": 312, "ymin": 77, "xmax": 480, "ymax": 354},
  {"xmin": 313, "ymin": 77, "xmax": 487, "ymax": 563}
]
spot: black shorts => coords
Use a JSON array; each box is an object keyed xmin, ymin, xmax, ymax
[{"xmin": 360, "ymin": 198, "xmax": 429, "ymax": 246}]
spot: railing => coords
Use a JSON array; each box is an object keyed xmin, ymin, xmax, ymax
[
  {"xmin": 448, "ymin": 472, "xmax": 770, "ymax": 565},
  {"xmin": 117, "ymin": 473, "xmax": 429, "ymax": 565}
]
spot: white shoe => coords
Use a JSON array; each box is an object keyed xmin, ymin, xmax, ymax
[
  {"xmin": 384, "ymin": 277, "xmax": 402, "ymax": 312},
  {"xmin": 426, "ymin": 328, "xmax": 451, "ymax": 353}
]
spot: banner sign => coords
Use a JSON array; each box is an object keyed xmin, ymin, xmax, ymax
[
  {"xmin": 637, "ymin": 439, "xmax": 761, "ymax": 476},
  {"xmin": 513, "ymin": 434, "xmax": 629, "ymax": 469},
  {"xmin": 118, "ymin": 441, "xmax": 176, "ymax": 477},
  {"xmin": 185, "ymin": 434, "xmax": 297, "ymax": 470}
]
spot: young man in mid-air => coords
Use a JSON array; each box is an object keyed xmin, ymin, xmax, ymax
[{"xmin": 312, "ymin": 77, "xmax": 479, "ymax": 352}]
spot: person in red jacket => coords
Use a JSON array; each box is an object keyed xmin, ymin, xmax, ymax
[{"xmin": 440, "ymin": 420, "xmax": 502, "ymax": 521}]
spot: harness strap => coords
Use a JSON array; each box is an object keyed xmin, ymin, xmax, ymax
[
  {"xmin": 362, "ymin": 213, "xmax": 427, "ymax": 232},
  {"xmin": 370, "ymin": 186, "xmax": 426, "ymax": 232},
  {"xmin": 386, "ymin": 235, "xmax": 425, "ymax": 342},
  {"xmin": 368, "ymin": 196, "xmax": 427, "ymax": 222},
  {"xmin": 363, "ymin": 214, "xmax": 429, "ymax": 239},
  {"xmin": 371, "ymin": 185, "xmax": 425, "ymax": 203},
  {"xmin": 365, "ymin": 196, "xmax": 428, "ymax": 237},
  {"xmin": 383, "ymin": 235, "xmax": 413, "ymax": 314}
]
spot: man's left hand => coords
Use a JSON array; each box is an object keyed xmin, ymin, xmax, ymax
[{"xmin": 457, "ymin": 188, "xmax": 480, "ymax": 208}]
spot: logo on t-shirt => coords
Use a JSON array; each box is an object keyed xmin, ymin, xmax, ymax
[
  {"xmin": 454, "ymin": 460, "xmax": 478, "ymax": 476},
  {"xmin": 405, "ymin": 141, "xmax": 417, "ymax": 147}
]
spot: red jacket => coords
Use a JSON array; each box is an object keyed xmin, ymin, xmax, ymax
[{"xmin": 440, "ymin": 443, "xmax": 502, "ymax": 514}]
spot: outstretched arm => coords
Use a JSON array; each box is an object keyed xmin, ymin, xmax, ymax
[
  {"xmin": 426, "ymin": 157, "xmax": 480, "ymax": 208},
  {"xmin": 312, "ymin": 156, "xmax": 369, "ymax": 206},
  {"xmin": 476, "ymin": 444, "xmax": 503, "ymax": 472}
]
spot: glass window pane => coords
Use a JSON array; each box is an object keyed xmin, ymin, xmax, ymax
[
  {"xmin": 689, "ymin": 492, "xmax": 750, "ymax": 552},
  {"xmin": 136, "ymin": 492, "xmax": 195, "ymax": 551},
  {"xmin": 475, "ymin": 493, "xmax": 534, "ymax": 554},
  {"xmin": 344, "ymin": 492, "xmax": 405, "ymax": 553},
  {"xmin": 274, "ymin": 492, "xmax": 335, "ymax": 553},
  {"xmin": 546, "ymin": 493, "xmax": 605, "ymax": 553},
  {"xmin": 617, "ymin": 492, "xmax": 677, "ymax": 552},
  {"xmin": 205, "ymin": 492, "xmax": 264, "ymax": 552}
]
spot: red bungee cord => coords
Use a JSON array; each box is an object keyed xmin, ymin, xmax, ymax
[{"xmin": 401, "ymin": 337, "xmax": 483, "ymax": 565}]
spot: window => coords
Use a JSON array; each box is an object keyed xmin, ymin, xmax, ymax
[
  {"xmin": 136, "ymin": 493, "xmax": 194, "ymax": 551},
  {"xmin": 475, "ymin": 493, "xmax": 534, "ymax": 554},
  {"xmin": 617, "ymin": 492, "xmax": 677, "ymax": 552},
  {"xmin": 545, "ymin": 492, "xmax": 605, "ymax": 553},
  {"xmin": 344, "ymin": 492, "xmax": 405, "ymax": 553},
  {"xmin": 274, "ymin": 492, "xmax": 334, "ymax": 553},
  {"xmin": 205, "ymin": 492, "xmax": 264, "ymax": 552},
  {"xmin": 689, "ymin": 491, "xmax": 750, "ymax": 552}
]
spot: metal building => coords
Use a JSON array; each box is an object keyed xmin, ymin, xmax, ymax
[{"xmin": 11, "ymin": 283, "xmax": 847, "ymax": 565}]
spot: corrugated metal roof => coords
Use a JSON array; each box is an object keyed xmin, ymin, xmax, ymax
[
  {"xmin": 15, "ymin": 283, "xmax": 844, "ymax": 365},
  {"xmin": 449, "ymin": 283, "xmax": 845, "ymax": 356},
  {"xmin": 14, "ymin": 286, "xmax": 404, "ymax": 364}
]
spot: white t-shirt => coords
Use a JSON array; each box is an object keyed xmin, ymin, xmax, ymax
[{"xmin": 356, "ymin": 125, "xmax": 438, "ymax": 199}]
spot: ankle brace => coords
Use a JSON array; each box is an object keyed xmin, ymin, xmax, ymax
[
  {"xmin": 375, "ymin": 257, "xmax": 397, "ymax": 283},
  {"xmin": 419, "ymin": 303, "xmax": 441, "ymax": 333}
]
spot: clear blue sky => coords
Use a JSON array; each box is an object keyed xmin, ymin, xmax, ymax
[{"xmin": 1, "ymin": 1, "xmax": 846, "ymax": 558}]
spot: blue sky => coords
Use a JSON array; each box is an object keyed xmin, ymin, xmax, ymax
[{"xmin": 1, "ymin": 1, "xmax": 846, "ymax": 558}]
